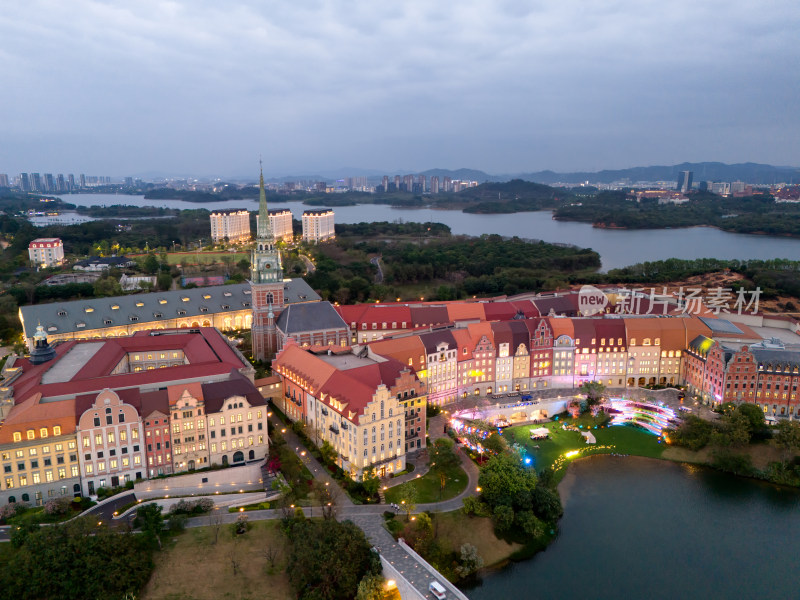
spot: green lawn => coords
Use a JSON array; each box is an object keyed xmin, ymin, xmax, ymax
[
  {"xmin": 163, "ymin": 251, "xmax": 249, "ymax": 265},
  {"xmin": 385, "ymin": 463, "xmax": 468, "ymax": 504},
  {"xmin": 503, "ymin": 415, "xmax": 666, "ymax": 475}
]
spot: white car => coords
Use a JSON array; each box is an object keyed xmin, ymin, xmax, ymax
[{"xmin": 429, "ymin": 580, "xmax": 447, "ymax": 599}]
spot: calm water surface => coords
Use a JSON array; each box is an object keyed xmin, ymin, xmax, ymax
[
  {"xmin": 56, "ymin": 194, "xmax": 800, "ymax": 270},
  {"xmin": 465, "ymin": 456, "xmax": 800, "ymax": 600}
]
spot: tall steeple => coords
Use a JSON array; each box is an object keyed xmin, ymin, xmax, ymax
[
  {"xmin": 251, "ymin": 160, "xmax": 283, "ymax": 284},
  {"xmin": 250, "ymin": 160, "xmax": 286, "ymax": 362},
  {"xmin": 257, "ymin": 159, "xmax": 275, "ymax": 241}
]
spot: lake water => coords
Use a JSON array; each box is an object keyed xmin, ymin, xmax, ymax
[
  {"xmin": 465, "ymin": 456, "xmax": 800, "ymax": 600},
  {"xmin": 55, "ymin": 194, "xmax": 800, "ymax": 271}
]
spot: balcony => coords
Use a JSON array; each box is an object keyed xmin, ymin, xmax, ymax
[
  {"xmin": 321, "ymin": 407, "xmax": 328, "ymax": 416},
  {"xmin": 329, "ymin": 425, "xmax": 340, "ymax": 435}
]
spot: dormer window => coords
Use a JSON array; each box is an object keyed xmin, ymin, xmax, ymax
[
  {"xmin": 136, "ymin": 302, "xmax": 144, "ymax": 307},
  {"xmin": 111, "ymin": 304, "xmax": 120, "ymax": 310},
  {"xmin": 153, "ymin": 312, "xmax": 163, "ymax": 319},
  {"xmin": 103, "ymin": 319, "xmax": 112, "ymax": 325},
  {"xmin": 57, "ymin": 310, "xmax": 67, "ymax": 317},
  {"xmin": 84, "ymin": 307, "xmax": 94, "ymax": 313},
  {"xmin": 76, "ymin": 322, "xmax": 85, "ymax": 328},
  {"xmin": 223, "ymin": 292, "xmax": 232, "ymax": 297},
  {"xmin": 199, "ymin": 306, "xmax": 208, "ymax": 313},
  {"xmin": 177, "ymin": 310, "xmax": 186, "ymax": 316},
  {"xmin": 159, "ymin": 299, "xmax": 167, "ymax": 305},
  {"xmin": 221, "ymin": 304, "xmax": 230, "ymax": 310},
  {"xmin": 181, "ymin": 297, "xmax": 190, "ymax": 302},
  {"xmin": 242, "ymin": 302, "xmax": 251, "ymax": 308},
  {"xmin": 130, "ymin": 316, "xmax": 139, "ymax": 322},
  {"xmin": 243, "ymin": 290, "xmax": 251, "ymax": 295},
  {"xmin": 203, "ymin": 294, "xmax": 211, "ymax": 299}
]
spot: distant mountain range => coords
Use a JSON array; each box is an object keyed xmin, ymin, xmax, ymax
[
  {"xmin": 417, "ymin": 162, "xmax": 799, "ymax": 185},
  {"xmin": 127, "ymin": 162, "xmax": 799, "ymax": 186}
]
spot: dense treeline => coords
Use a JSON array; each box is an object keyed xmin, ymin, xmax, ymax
[
  {"xmin": 306, "ymin": 228, "xmax": 600, "ymax": 302},
  {"xmin": 553, "ymin": 191, "xmax": 800, "ymax": 237},
  {"xmin": 335, "ymin": 221, "xmax": 451, "ymax": 236},
  {"xmin": 0, "ymin": 518, "xmax": 155, "ymax": 600},
  {"xmin": 459, "ymin": 179, "xmax": 565, "ymax": 214}
]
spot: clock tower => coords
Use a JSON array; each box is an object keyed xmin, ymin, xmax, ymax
[{"xmin": 250, "ymin": 164, "xmax": 284, "ymax": 361}]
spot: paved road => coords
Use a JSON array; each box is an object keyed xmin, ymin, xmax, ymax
[
  {"xmin": 299, "ymin": 254, "xmax": 316, "ymax": 274},
  {"xmin": 370, "ymin": 256, "xmax": 384, "ymax": 283}
]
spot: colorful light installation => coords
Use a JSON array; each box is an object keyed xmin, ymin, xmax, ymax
[{"xmin": 608, "ymin": 399, "xmax": 676, "ymax": 436}]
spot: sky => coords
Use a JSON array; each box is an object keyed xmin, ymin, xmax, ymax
[{"xmin": 1, "ymin": 0, "xmax": 798, "ymax": 178}]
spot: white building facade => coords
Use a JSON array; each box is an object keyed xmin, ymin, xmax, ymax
[
  {"xmin": 28, "ymin": 238, "xmax": 64, "ymax": 268},
  {"xmin": 302, "ymin": 209, "xmax": 335, "ymax": 243}
]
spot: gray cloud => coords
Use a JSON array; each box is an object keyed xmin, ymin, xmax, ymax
[{"xmin": 0, "ymin": 0, "xmax": 797, "ymax": 177}]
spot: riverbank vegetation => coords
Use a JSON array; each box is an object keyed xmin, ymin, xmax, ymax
[
  {"xmin": 665, "ymin": 405, "xmax": 800, "ymax": 486},
  {"xmin": 553, "ymin": 191, "xmax": 800, "ymax": 237}
]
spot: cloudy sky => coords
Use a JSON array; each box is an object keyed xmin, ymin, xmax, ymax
[{"xmin": 1, "ymin": 0, "xmax": 797, "ymax": 178}]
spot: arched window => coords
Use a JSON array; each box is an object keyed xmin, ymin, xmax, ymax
[{"xmin": 266, "ymin": 292, "xmax": 274, "ymax": 305}]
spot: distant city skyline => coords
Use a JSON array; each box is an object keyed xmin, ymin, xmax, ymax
[{"xmin": 1, "ymin": 1, "xmax": 798, "ymax": 176}]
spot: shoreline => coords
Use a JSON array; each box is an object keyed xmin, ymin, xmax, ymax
[{"xmin": 464, "ymin": 448, "xmax": 800, "ymax": 585}]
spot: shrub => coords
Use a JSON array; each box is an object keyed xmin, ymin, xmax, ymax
[
  {"xmin": 232, "ymin": 513, "xmax": 251, "ymax": 535},
  {"xmin": 168, "ymin": 514, "xmax": 188, "ymax": 532},
  {"xmin": 0, "ymin": 501, "xmax": 27, "ymax": 523},
  {"xmin": 44, "ymin": 497, "xmax": 72, "ymax": 516},
  {"xmin": 462, "ymin": 496, "xmax": 491, "ymax": 517}
]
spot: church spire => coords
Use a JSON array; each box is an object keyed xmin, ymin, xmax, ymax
[{"xmin": 257, "ymin": 158, "xmax": 274, "ymax": 241}]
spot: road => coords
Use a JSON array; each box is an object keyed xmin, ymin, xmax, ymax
[
  {"xmin": 299, "ymin": 254, "xmax": 315, "ymax": 274},
  {"xmin": 370, "ymin": 255, "xmax": 384, "ymax": 283}
]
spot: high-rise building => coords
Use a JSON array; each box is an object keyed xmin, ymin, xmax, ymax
[
  {"xmin": 124, "ymin": 177, "xmax": 134, "ymax": 187},
  {"xmin": 19, "ymin": 173, "xmax": 30, "ymax": 192},
  {"xmin": 382, "ymin": 175, "xmax": 389, "ymax": 193},
  {"xmin": 394, "ymin": 175, "xmax": 401, "ymax": 190},
  {"xmin": 443, "ymin": 176, "xmax": 452, "ymax": 192},
  {"xmin": 79, "ymin": 174, "xmax": 86, "ymax": 187},
  {"xmin": 302, "ymin": 209, "xmax": 335, "ymax": 243},
  {"xmin": 67, "ymin": 174, "xmax": 75, "ymax": 190},
  {"xmin": 56, "ymin": 174, "xmax": 66, "ymax": 192},
  {"xmin": 44, "ymin": 173, "xmax": 55, "ymax": 192},
  {"xmin": 250, "ymin": 165, "xmax": 286, "ymax": 361},
  {"xmin": 209, "ymin": 209, "xmax": 251, "ymax": 243},
  {"xmin": 430, "ymin": 176, "xmax": 440, "ymax": 194},
  {"xmin": 676, "ymin": 170, "xmax": 693, "ymax": 193},
  {"xmin": 0, "ymin": 174, "xmax": 9, "ymax": 188},
  {"xmin": 417, "ymin": 174, "xmax": 427, "ymax": 193},
  {"xmin": 31, "ymin": 173, "xmax": 42, "ymax": 192},
  {"xmin": 256, "ymin": 209, "xmax": 293, "ymax": 242}
]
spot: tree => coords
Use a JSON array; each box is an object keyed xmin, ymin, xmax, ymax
[
  {"xmin": 580, "ymin": 380, "xmax": 606, "ymax": 406},
  {"xmin": 320, "ymin": 440, "xmax": 338, "ymax": 466},
  {"xmin": 134, "ymin": 503, "xmax": 164, "ymax": 549},
  {"xmin": 157, "ymin": 271, "xmax": 172, "ymax": 291},
  {"xmin": 355, "ymin": 573, "xmax": 386, "ymax": 600},
  {"xmin": 361, "ymin": 467, "xmax": 381, "ymax": 499},
  {"xmin": 492, "ymin": 505, "xmax": 514, "ymax": 532},
  {"xmin": 428, "ymin": 437, "xmax": 460, "ymax": 499},
  {"xmin": 455, "ymin": 543, "xmax": 484, "ymax": 578},
  {"xmin": 776, "ymin": 420, "xmax": 800, "ymax": 460},
  {"xmin": 531, "ymin": 484, "xmax": 563, "ymax": 522},
  {"xmin": 143, "ymin": 253, "xmax": 159, "ymax": 274},
  {"xmin": 398, "ymin": 481, "xmax": 418, "ymax": 521},
  {"xmin": 478, "ymin": 452, "xmax": 537, "ymax": 511},
  {"xmin": 286, "ymin": 518, "xmax": 381, "ymax": 600},
  {"xmin": 483, "ymin": 432, "xmax": 508, "ymax": 455}
]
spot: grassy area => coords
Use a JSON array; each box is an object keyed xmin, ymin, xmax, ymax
[
  {"xmin": 162, "ymin": 251, "xmax": 249, "ymax": 266},
  {"xmin": 504, "ymin": 415, "xmax": 666, "ymax": 476},
  {"xmin": 433, "ymin": 511, "xmax": 522, "ymax": 567},
  {"xmin": 142, "ymin": 520, "xmax": 291, "ymax": 600},
  {"xmin": 384, "ymin": 463, "xmax": 468, "ymax": 504}
]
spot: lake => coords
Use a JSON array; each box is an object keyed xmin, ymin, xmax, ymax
[
  {"xmin": 56, "ymin": 193, "xmax": 800, "ymax": 271},
  {"xmin": 465, "ymin": 456, "xmax": 800, "ymax": 600}
]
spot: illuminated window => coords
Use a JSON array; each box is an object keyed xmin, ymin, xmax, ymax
[
  {"xmin": 13, "ymin": 432, "xmax": 21, "ymax": 442},
  {"xmin": 26, "ymin": 430, "xmax": 35, "ymax": 441}
]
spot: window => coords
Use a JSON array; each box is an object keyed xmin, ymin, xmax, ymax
[
  {"xmin": 120, "ymin": 431, "xmax": 127, "ymax": 442},
  {"xmin": 26, "ymin": 430, "xmax": 35, "ymax": 441},
  {"xmin": 94, "ymin": 434, "xmax": 102, "ymax": 445},
  {"xmin": 13, "ymin": 432, "xmax": 21, "ymax": 442},
  {"xmin": 85, "ymin": 464, "xmax": 93, "ymax": 475}
]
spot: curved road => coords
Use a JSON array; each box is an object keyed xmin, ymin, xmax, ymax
[{"xmin": 370, "ymin": 256, "xmax": 384, "ymax": 283}]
